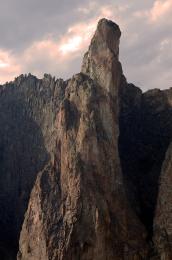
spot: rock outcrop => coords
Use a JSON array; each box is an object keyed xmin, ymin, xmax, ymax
[
  {"xmin": 154, "ymin": 144, "xmax": 172, "ymax": 259},
  {"xmin": 119, "ymin": 82, "xmax": 172, "ymax": 259},
  {"xmin": 119, "ymin": 87, "xmax": 172, "ymax": 231},
  {"xmin": 0, "ymin": 18, "xmax": 172, "ymax": 259},
  {"xmin": 0, "ymin": 74, "xmax": 66, "ymax": 258},
  {"xmin": 17, "ymin": 19, "xmax": 147, "ymax": 260}
]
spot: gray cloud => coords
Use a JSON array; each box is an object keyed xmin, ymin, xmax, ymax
[
  {"xmin": 118, "ymin": 0, "xmax": 172, "ymax": 90},
  {"xmin": 0, "ymin": 0, "xmax": 171, "ymax": 90},
  {"xmin": 0, "ymin": 0, "xmax": 89, "ymax": 50}
]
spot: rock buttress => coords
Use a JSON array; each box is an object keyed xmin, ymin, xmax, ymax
[{"xmin": 18, "ymin": 19, "xmax": 148, "ymax": 260}]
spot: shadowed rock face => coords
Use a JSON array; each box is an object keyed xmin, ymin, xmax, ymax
[
  {"xmin": 119, "ymin": 81, "xmax": 172, "ymax": 258},
  {"xmin": 154, "ymin": 143, "xmax": 172, "ymax": 259},
  {"xmin": 0, "ymin": 18, "xmax": 171, "ymax": 259},
  {"xmin": 0, "ymin": 74, "xmax": 66, "ymax": 259},
  {"xmin": 0, "ymin": 99, "xmax": 48, "ymax": 259},
  {"xmin": 119, "ymin": 85, "xmax": 172, "ymax": 230}
]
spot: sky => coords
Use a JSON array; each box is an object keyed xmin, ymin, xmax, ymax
[{"xmin": 0, "ymin": 0, "xmax": 172, "ymax": 90}]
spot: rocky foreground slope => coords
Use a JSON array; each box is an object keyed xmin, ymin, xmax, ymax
[{"xmin": 0, "ymin": 19, "xmax": 172, "ymax": 259}]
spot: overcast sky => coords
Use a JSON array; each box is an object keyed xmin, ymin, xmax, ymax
[{"xmin": 0, "ymin": 0, "xmax": 171, "ymax": 90}]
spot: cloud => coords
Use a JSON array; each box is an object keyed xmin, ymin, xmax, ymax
[
  {"xmin": 150, "ymin": 0, "xmax": 172, "ymax": 22},
  {"xmin": 0, "ymin": 49, "xmax": 21, "ymax": 84},
  {"xmin": 59, "ymin": 36, "xmax": 82, "ymax": 55},
  {"xmin": 0, "ymin": 0, "xmax": 90, "ymax": 51},
  {"xmin": 116, "ymin": 0, "xmax": 172, "ymax": 90},
  {"xmin": 0, "ymin": 3, "xmax": 121, "ymax": 83},
  {"xmin": 77, "ymin": 2, "xmax": 98, "ymax": 14},
  {"xmin": 16, "ymin": 2, "xmax": 128, "ymax": 80},
  {"xmin": 57, "ymin": 21, "xmax": 96, "ymax": 56},
  {"xmin": 0, "ymin": 0, "xmax": 171, "ymax": 90},
  {"xmin": 0, "ymin": 0, "xmax": 136, "ymax": 84},
  {"xmin": 133, "ymin": 0, "xmax": 172, "ymax": 23}
]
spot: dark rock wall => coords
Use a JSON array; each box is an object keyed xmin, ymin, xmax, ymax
[
  {"xmin": 0, "ymin": 74, "xmax": 66, "ymax": 258},
  {"xmin": 119, "ymin": 80, "xmax": 172, "ymax": 258},
  {"xmin": 153, "ymin": 142, "xmax": 172, "ymax": 259}
]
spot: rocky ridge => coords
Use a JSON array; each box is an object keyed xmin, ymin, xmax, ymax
[{"xmin": 0, "ymin": 18, "xmax": 171, "ymax": 259}]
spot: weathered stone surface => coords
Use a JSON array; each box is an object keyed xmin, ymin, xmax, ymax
[
  {"xmin": 119, "ymin": 80, "xmax": 172, "ymax": 259},
  {"xmin": 18, "ymin": 74, "xmax": 147, "ymax": 259},
  {"xmin": 82, "ymin": 18, "xmax": 121, "ymax": 98},
  {"xmin": 0, "ymin": 74, "xmax": 66, "ymax": 258},
  {"xmin": 17, "ymin": 19, "xmax": 147, "ymax": 260},
  {"xmin": 0, "ymin": 18, "xmax": 172, "ymax": 260},
  {"xmin": 154, "ymin": 142, "xmax": 172, "ymax": 259}
]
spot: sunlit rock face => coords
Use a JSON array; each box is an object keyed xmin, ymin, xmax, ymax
[
  {"xmin": 0, "ymin": 18, "xmax": 172, "ymax": 260},
  {"xmin": 82, "ymin": 19, "xmax": 121, "ymax": 97},
  {"xmin": 17, "ymin": 19, "xmax": 147, "ymax": 260}
]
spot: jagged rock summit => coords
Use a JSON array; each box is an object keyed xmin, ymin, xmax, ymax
[
  {"xmin": 0, "ymin": 18, "xmax": 172, "ymax": 259},
  {"xmin": 17, "ymin": 18, "xmax": 147, "ymax": 260}
]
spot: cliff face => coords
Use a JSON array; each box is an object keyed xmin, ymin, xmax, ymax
[
  {"xmin": 154, "ymin": 143, "xmax": 172, "ymax": 259},
  {"xmin": 0, "ymin": 18, "xmax": 172, "ymax": 259},
  {"xmin": 119, "ymin": 87, "xmax": 172, "ymax": 232},
  {"xmin": 119, "ymin": 84, "xmax": 172, "ymax": 259},
  {"xmin": 0, "ymin": 74, "xmax": 66, "ymax": 258},
  {"xmin": 17, "ymin": 19, "xmax": 147, "ymax": 260}
]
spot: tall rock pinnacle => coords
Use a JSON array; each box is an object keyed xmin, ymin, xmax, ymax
[
  {"xmin": 18, "ymin": 19, "xmax": 147, "ymax": 260},
  {"xmin": 82, "ymin": 18, "xmax": 122, "ymax": 97},
  {"xmin": 1, "ymin": 17, "xmax": 172, "ymax": 260}
]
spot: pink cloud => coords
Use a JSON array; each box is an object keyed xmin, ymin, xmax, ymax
[
  {"xmin": 23, "ymin": 40, "xmax": 60, "ymax": 62},
  {"xmin": 30, "ymin": 5, "xmax": 115, "ymax": 60},
  {"xmin": 150, "ymin": 0, "xmax": 172, "ymax": 22},
  {"xmin": 0, "ymin": 3, "xmax": 128, "ymax": 84},
  {"xmin": 0, "ymin": 49, "xmax": 21, "ymax": 84},
  {"xmin": 57, "ymin": 4, "xmax": 125, "ymax": 56},
  {"xmin": 134, "ymin": 0, "xmax": 172, "ymax": 23},
  {"xmin": 59, "ymin": 36, "xmax": 82, "ymax": 54},
  {"xmin": 58, "ymin": 20, "xmax": 96, "ymax": 55}
]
